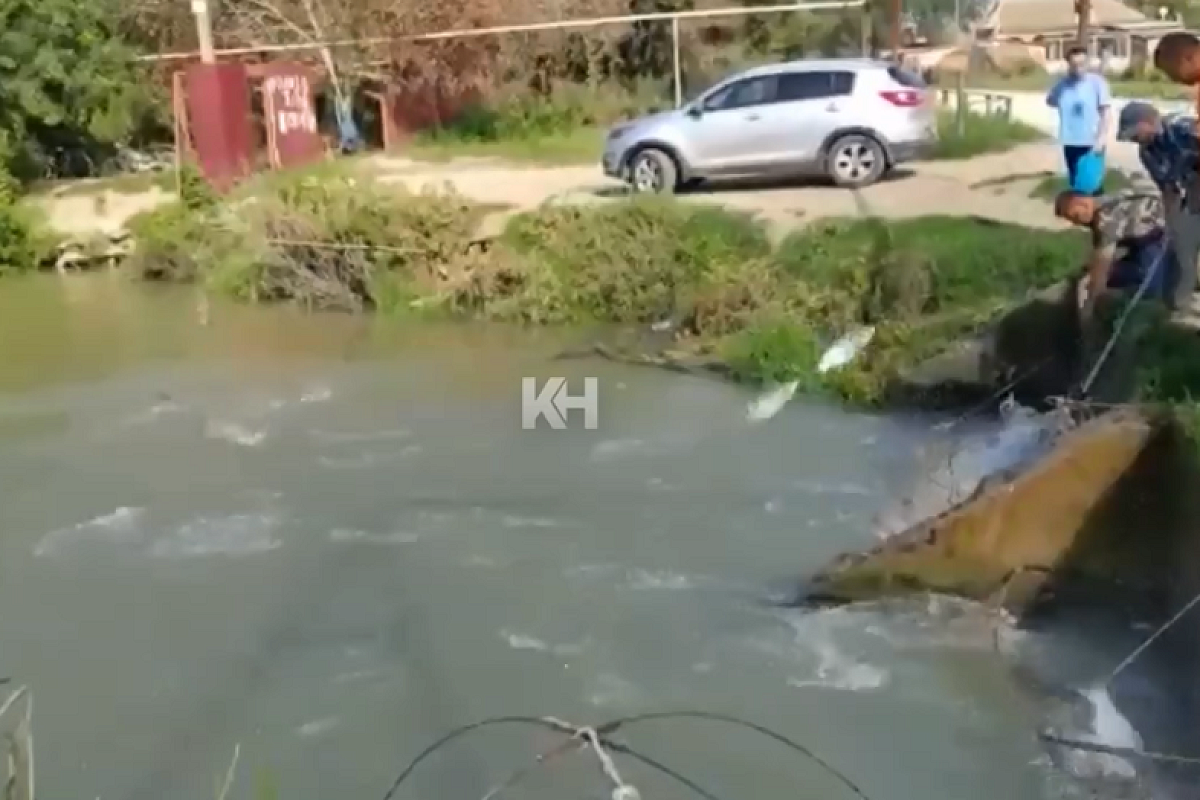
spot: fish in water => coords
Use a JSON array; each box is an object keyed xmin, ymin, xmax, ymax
[
  {"xmin": 1065, "ymin": 686, "xmax": 1144, "ymax": 780},
  {"xmin": 874, "ymin": 400, "xmax": 1065, "ymax": 539},
  {"xmin": 818, "ymin": 326, "xmax": 875, "ymax": 374},
  {"xmin": 746, "ymin": 381, "xmax": 799, "ymax": 423}
]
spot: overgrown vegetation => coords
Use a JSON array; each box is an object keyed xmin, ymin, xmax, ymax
[
  {"xmin": 0, "ymin": 0, "xmax": 159, "ymax": 182},
  {"xmin": 930, "ymin": 110, "xmax": 1043, "ymax": 160},
  {"xmin": 128, "ymin": 166, "xmax": 491, "ymax": 313},
  {"xmin": 128, "ymin": 173, "xmax": 1090, "ymax": 407},
  {"xmin": 0, "ymin": 186, "xmax": 45, "ymax": 276},
  {"xmin": 0, "ymin": 162, "xmax": 57, "ymax": 276}
]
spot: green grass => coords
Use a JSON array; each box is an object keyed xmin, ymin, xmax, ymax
[
  {"xmin": 1029, "ymin": 168, "xmax": 1136, "ymax": 200},
  {"xmin": 407, "ymin": 106, "xmax": 1042, "ymax": 166},
  {"xmin": 408, "ymin": 126, "xmax": 605, "ymax": 164},
  {"xmin": 407, "ymin": 84, "xmax": 662, "ymax": 165},
  {"xmin": 939, "ymin": 71, "xmax": 1195, "ymax": 101},
  {"xmin": 930, "ymin": 109, "xmax": 1044, "ymax": 160}
]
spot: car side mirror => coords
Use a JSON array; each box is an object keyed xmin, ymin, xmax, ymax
[{"xmin": 686, "ymin": 106, "xmax": 703, "ymax": 119}]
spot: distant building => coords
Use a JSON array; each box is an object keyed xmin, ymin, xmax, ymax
[{"xmin": 973, "ymin": 0, "xmax": 1183, "ymax": 72}]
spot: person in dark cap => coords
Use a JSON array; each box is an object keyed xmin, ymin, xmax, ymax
[{"xmin": 1115, "ymin": 100, "xmax": 1200, "ymax": 311}]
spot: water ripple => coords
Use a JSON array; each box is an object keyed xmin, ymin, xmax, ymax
[{"xmin": 33, "ymin": 506, "xmax": 147, "ymax": 557}]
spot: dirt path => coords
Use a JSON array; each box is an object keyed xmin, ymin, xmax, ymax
[
  {"xmin": 31, "ymin": 141, "xmax": 1120, "ymax": 241},
  {"xmin": 367, "ymin": 141, "xmax": 1087, "ymax": 239}
]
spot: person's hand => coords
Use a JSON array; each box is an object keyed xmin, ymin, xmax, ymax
[{"xmin": 1092, "ymin": 139, "xmax": 1107, "ymax": 154}]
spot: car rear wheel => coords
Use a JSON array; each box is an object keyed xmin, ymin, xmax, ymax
[
  {"xmin": 826, "ymin": 134, "xmax": 886, "ymax": 188},
  {"xmin": 628, "ymin": 148, "xmax": 678, "ymax": 194}
]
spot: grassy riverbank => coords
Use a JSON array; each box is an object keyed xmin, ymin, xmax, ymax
[{"xmin": 126, "ymin": 168, "xmax": 1089, "ymax": 408}]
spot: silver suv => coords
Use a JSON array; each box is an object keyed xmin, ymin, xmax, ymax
[{"xmin": 602, "ymin": 58, "xmax": 937, "ymax": 193}]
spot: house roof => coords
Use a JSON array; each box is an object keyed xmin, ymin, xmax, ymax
[{"xmin": 982, "ymin": 0, "xmax": 1149, "ymax": 36}]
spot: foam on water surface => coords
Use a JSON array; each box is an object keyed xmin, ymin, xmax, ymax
[
  {"xmin": 329, "ymin": 528, "xmax": 421, "ymax": 545},
  {"xmin": 499, "ymin": 629, "xmax": 590, "ymax": 657},
  {"xmin": 317, "ymin": 445, "xmax": 421, "ymax": 470},
  {"xmin": 33, "ymin": 506, "xmax": 147, "ymax": 557},
  {"xmin": 588, "ymin": 433, "xmax": 698, "ymax": 462},
  {"xmin": 875, "ymin": 402, "xmax": 1066, "ymax": 539},
  {"xmin": 296, "ymin": 717, "xmax": 340, "ymax": 738},
  {"xmin": 151, "ymin": 512, "xmax": 283, "ymax": 559},
  {"xmin": 308, "ymin": 427, "xmax": 412, "ymax": 445},
  {"xmin": 786, "ymin": 640, "xmax": 889, "ymax": 692},
  {"xmin": 624, "ymin": 568, "xmax": 698, "ymax": 591},
  {"xmin": 204, "ymin": 420, "xmax": 268, "ymax": 447}
]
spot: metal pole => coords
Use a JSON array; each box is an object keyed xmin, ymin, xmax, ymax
[
  {"xmin": 672, "ymin": 17, "xmax": 682, "ymax": 107},
  {"xmin": 192, "ymin": 0, "xmax": 216, "ymax": 63}
]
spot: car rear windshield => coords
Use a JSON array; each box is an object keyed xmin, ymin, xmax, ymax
[{"xmin": 887, "ymin": 66, "xmax": 927, "ymax": 88}]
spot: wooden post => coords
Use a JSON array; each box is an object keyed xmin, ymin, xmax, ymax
[
  {"xmin": 672, "ymin": 17, "xmax": 683, "ymax": 108},
  {"xmin": 192, "ymin": 0, "xmax": 216, "ymax": 64},
  {"xmin": 172, "ymin": 71, "xmax": 184, "ymax": 197},
  {"xmin": 890, "ymin": 0, "xmax": 902, "ymax": 61},
  {"xmin": 955, "ymin": 72, "xmax": 967, "ymax": 137},
  {"xmin": 262, "ymin": 84, "xmax": 280, "ymax": 169},
  {"xmin": 860, "ymin": 5, "xmax": 871, "ymax": 56},
  {"xmin": 1075, "ymin": 0, "xmax": 1091, "ymax": 51}
]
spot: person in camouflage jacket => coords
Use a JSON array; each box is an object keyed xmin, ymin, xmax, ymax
[{"xmin": 1054, "ymin": 189, "xmax": 1178, "ymax": 319}]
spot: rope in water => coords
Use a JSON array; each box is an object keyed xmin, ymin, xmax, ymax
[
  {"xmin": 1076, "ymin": 245, "xmax": 1169, "ymax": 399},
  {"xmin": 1038, "ymin": 732, "xmax": 1200, "ymax": 767},
  {"xmin": 934, "ymin": 358, "xmax": 1053, "ymax": 433},
  {"xmin": 1105, "ymin": 589, "xmax": 1200, "ymax": 687},
  {"xmin": 380, "ymin": 711, "xmax": 874, "ymax": 800}
]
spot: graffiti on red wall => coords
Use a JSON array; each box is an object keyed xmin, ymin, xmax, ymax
[
  {"xmin": 264, "ymin": 74, "xmax": 317, "ymax": 136},
  {"xmin": 261, "ymin": 69, "xmax": 322, "ymax": 168}
]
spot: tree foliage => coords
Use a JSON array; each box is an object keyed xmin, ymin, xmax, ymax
[{"xmin": 0, "ymin": 0, "xmax": 153, "ymax": 180}]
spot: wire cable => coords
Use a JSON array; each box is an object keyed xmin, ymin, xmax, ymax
[
  {"xmin": 604, "ymin": 739, "xmax": 725, "ymax": 800},
  {"xmin": 594, "ymin": 710, "xmax": 871, "ymax": 800},
  {"xmin": 381, "ymin": 710, "xmax": 875, "ymax": 800},
  {"xmin": 1077, "ymin": 245, "xmax": 1169, "ymax": 399},
  {"xmin": 381, "ymin": 716, "xmax": 555, "ymax": 800}
]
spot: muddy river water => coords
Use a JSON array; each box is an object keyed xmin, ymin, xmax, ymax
[{"xmin": 0, "ymin": 274, "xmax": 1170, "ymax": 800}]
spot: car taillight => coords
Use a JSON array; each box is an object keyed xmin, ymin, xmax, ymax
[{"xmin": 879, "ymin": 89, "xmax": 923, "ymax": 107}]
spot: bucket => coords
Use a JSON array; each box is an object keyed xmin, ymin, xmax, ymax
[{"xmin": 1072, "ymin": 151, "xmax": 1106, "ymax": 194}]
